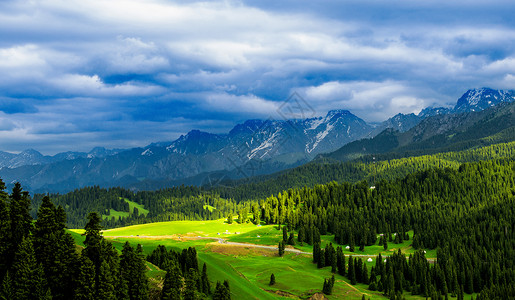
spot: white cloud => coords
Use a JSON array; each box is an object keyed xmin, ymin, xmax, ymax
[{"xmin": 1, "ymin": 0, "xmax": 515, "ymax": 153}]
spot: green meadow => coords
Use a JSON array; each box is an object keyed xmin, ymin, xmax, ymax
[
  {"xmin": 68, "ymin": 219, "xmax": 458, "ymax": 299},
  {"xmin": 102, "ymin": 198, "xmax": 150, "ymax": 220}
]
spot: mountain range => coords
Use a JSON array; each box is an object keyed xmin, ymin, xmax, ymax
[{"xmin": 0, "ymin": 87, "xmax": 513, "ymax": 193}]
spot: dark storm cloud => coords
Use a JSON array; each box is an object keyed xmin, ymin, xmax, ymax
[{"xmin": 1, "ymin": 0, "xmax": 515, "ymax": 154}]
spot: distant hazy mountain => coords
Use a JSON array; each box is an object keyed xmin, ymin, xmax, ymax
[
  {"xmin": 321, "ymin": 100, "xmax": 515, "ymax": 162},
  {"xmin": 0, "ymin": 110, "xmax": 371, "ymax": 193},
  {"xmin": 0, "ymin": 147, "xmax": 122, "ymax": 169},
  {"xmin": 371, "ymin": 88, "xmax": 515, "ymax": 136},
  {"xmin": 1, "ymin": 87, "xmax": 513, "ymax": 193}
]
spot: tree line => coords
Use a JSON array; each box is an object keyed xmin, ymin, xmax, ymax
[
  {"xmin": 0, "ymin": 180, "xmax": 229, "ymax": 299},
  {"xmin": 257, "ymin": 158, "xmax": 515, "ymax": 299}
]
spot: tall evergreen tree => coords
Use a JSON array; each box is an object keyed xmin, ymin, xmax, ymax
[
  {"xmin": 97, "ymin": 260, "xmax": 116, "ymax": 300},
  {"xmin": 213, "ymin": 281, "xmax": 231, "ymax": 300},
  {"xmin": 201, "ymin": 263, "xmax": 211, "ymax": 295},
  {"xmin": 337, "ymin": 246, "xmax": 346, "ymax": 276},
  {"xmin": 8, "ymin": 183, "xmax": 32, "ymax": 266},
  {"xmin": 83, "ymin": 212, "xmax": 103, "ymax": 271},
  {"xmin": 0, "ymin": 271, "xmax": 13, "ymax": 300},
  {"xmin": 161, "ymin": 264, "xmax": 182, "ymax": 300},
  {"xmin": 0, "ymin": 181, "xmax": 10, "ymax": 282},
  {"xmin": 11, "ymin": 237, "xmax": 49, "ymax": 300},
  {"xmin": 76, "ymin": 255, "xmax": 96, "ymax": 300},
  {"xmin": 34, "ymin": 196, "xmax": 79, "ymax": 300},
  {"xmin": 120, "ymin": 242, "xmax": 149, "ymax": 300},
  {"xmin": 348, "ymin": 256, "xmax": 357, "ymax": 285},
  {"xmin": 278, "ymin": 241, "xmax": 285, "ymax": 257}
]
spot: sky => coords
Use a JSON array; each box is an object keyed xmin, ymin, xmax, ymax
[{"xmin": 1, "ymin": 0, "xmax": 515, "ymax": 154}]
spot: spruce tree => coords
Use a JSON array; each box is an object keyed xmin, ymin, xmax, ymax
[
  {"xmin": 287, "ymin": 232, "xmax": 296, "ymax": 246},
  {"xmin": 337, "ymin": 247, "xmax": 346, "ymax": 276},
  {"xmin": 34, "ymin": 196, "xmax": 79, "ymax": 300},
  {"xmin": 183, "ymin": 268, "xmax": 198, "ymax": 300},
  {"xmin": 161, "ymin": 264, "xmax": 182, "ymax": 300},
  {"xmin": 348, "ymin": 256, "xmax": 357, "ymax": 285},
  {"xmin": 201, "ymin": 263, "xmax": 210, "ymax": 295},
  {"xmin": 11, "ymin": 237, "xmax": 49, "ymax": 300},
  {"xmin": 97, "ymin": 260, "xmax": 116, "ymax": 300},
  {"xmin": 269, "ymin": 273, "xmax": 275, "ymax": 286},
  {"xmin": 0, "ymin": 271, "xmax": 13, "ymax": 300},
  {"xmin": 0, "ymin": 181, "xmax": 10, "ymax": 281},
  {"xmin": 83, "ymin": 212, "xmax": 103, "ymax": 270},
  {"xmin": 213, "ymin": 281, "xmax": 231, "ymax": 300},
  {"xmin": 76, "ymin": 255, "xmax": 96, "ymax": 300},
  {"xmin": 121, "ymin": 242, "xmax": 149, "ymax": 300},
  {"xmin": 278, "ymin": 241, "xmax": 285, "ymax": 257}
]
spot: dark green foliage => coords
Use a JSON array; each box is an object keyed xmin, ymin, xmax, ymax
[
  {"xmin": 161, "ymin": 264, "xmax": 182, "ymax": 300},
  {"xmin": 348, "ymin": 256, "xmax": 356, "ymax": 285},
  {"xmin": 11, "ymin": 237, "xmax": 49, "ymax": 300},
  {"xmin": 97, "ymin": 260, "xmax": 116, "ymax": 300},
  {"xmin": 287, "ymin": 232, "xmax": 296, "ymax": 246},
  {"xmin": 183, "ymin": 268, "xmax": 199, "ymax": 300},
  {"xmin": 336, "ymin": 246, "xmax": 345, "ymax": 276},
  {"xmin": 269, "ymin": 273, "xmax": 275, "ymax": 286},
  {"xmin": 9, "ymin": 183, "xmax": 32, "ymax": 247},
  {"xmin": 213, "ymin": 281, "xmax": 231, "ymax": 300},
  {"xmin": 227, "ymin": 212, "xmax": 233, "ymax": 224},
  {"xmin": 282, "ymin": 226, "xmax": 288, "ymax": 242},
  {"xmin": 76, "ymin": 254, "xmax": 96, "ymax": 300},
  {"xmin": 83, "ymin": 212, "xmax": 103, "ymax": 269},
  {"xmin": 0, "ymin": 183, "xmax": 10, "ymax": 282},
  {"xmin": 34, "ymin": 196, "xmax": 79, "ymax": 300},
  {"xmin": 120, "ymin": 242, "xmax": 149, "ymax": 300},
  {"xmin": 0, "ymin": 271, "xmax": 13, "ymax": 300},
  {"xmin": 322, "ymin": 275, "xmax": 335, "ymax": 295},
  {"xmin": 201, "ymin": 263, "xmax": 211, "ymax": 295},
  {"xmin": 278, "ymin": 240, "xmax": 285, "ymax": 257}
]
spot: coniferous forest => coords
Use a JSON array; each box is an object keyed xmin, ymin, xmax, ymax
[{"xmin": 0, "ymin": 149, "xmax": 514, "ymax": 298}]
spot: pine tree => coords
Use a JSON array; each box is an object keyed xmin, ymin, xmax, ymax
[
  {"xmin": 97, "ymin": 260, "xmax": 116, "ymax": 300},
  {"xmin": 227, "ymin": 213, "xmax": 233, "ymax": 224},
  {"xmin": 213, "ymin": 281, "xmax": 231, "ymax": 300},
  {"xmin": 282, "ymin": 226, "xmax": 288, "ymax": 242},
  {"xmin": 34, "ymin": 196, "xmax": 79, "ymax": 300},
  {"xmin": 121, "ymin": 242, "xmax": 149, "ymax": 300},
  {"xmin": 0, "ymin": 271, "xmax": 13, "ymax": 300},
  {"xmin": 9, "ymin": 183, "xmax": 31, "ymax": 245},
  {"xmin": 337, "ymin": 246, "xmax": 346, "ymax": 276},
  {"xmin": 201, "ymin": 263, "xmax": 210, "ymax": 295},
  {"xmin": 161, "ymin": 264, "xmax": 182, "ymax": 300},
  {"xmin": 0, "ymin": 181, "xmax": 11, "ymax": 281},
  {"xmin": 348, "ymin": 256, "xmax": 357, "ymax": 285},
  {"xmin": 278, "ymin": 241, "xmax": 285, "ymax": 257},
  {"xmin": 76, "ymin": 255, "xmax": 96, "ymax": 300},
  {"xmin": 11, "ymin": 237, "xmax": 49, "ymax": 300},
  {"xmin": 383, "ymin": 237, "xmax": 388, "ymax": 251},
  {"xmin": 183, "ymin": 268, "xmax": 199, "ymax": 300},
  {"xmin": 269, "ymin": 273, "xmax": 275, "ymax": 286},
  {"xmin": 362, "ymin": 263, "xmax": 369, "ymax": 285},
  {"xmin": 287, "ymin": 232, "xmax": 296, "ymax": 246},
  {"xmin": 83, "ymin": 212, "xmax": 103, "ymax": 271}
]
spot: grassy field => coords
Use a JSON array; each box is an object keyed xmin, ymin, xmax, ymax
[
  {"xmin": 102, "ymin": 198, "xmax": 150, "ymax": 220},
  {"xmin": 68, "ymin": 219, "xmax": 469, "ymax": 299}
]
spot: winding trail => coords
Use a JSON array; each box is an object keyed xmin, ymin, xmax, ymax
[{"xmin": 104, "ymin": 235, "xmax": 436, "ymax": 262}]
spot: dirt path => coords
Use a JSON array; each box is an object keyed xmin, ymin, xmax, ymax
[{"xmin": 104, "ymin": 235, "xmax": 437, "ymax": 262}]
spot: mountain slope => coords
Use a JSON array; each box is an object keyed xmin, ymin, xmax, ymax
[
  {"xmin": 0, "ymin": 110, "xmax": 371, "ymax": 193},
  {"xmin": 322, "ymin": 100, "xmax": 515, "ymax": 162}
]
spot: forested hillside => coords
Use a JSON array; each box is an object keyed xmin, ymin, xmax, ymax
[
  {"xmin": 32, "ymin": 141, "xmax": 515, "ymax": 229},
  {"xmin": 254, "ymin": 158, "xmax": 515, "ymax": 299}
]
